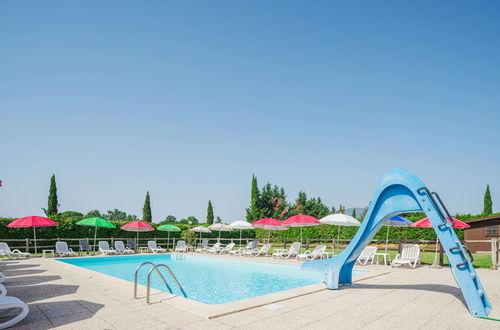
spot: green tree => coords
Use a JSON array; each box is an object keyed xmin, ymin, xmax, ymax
[
  {"xmin": 43, "ymin": 174, "xmax": 59, "ymax": 216},
  {"xmin": 216, "ymin": 216, "xmax": 222, "ymax": 223},
  {"xmin": 85, "ymin": 210, "xmax": 103, "ymax": 218},
  {"xmin": 259, "ymin": 183, "xmax": 289, "ymax": 219},
  {"xmin": 104, "ymin": 209, "xmax": 137, "ymax": 221},
  {"xmin": 142, "ymin": 192, "xmax": 152, "ymax": 222},
  {"xmin": 179, "ymin": 216, "xmax": 199, "ymax": 225},
  {"xmin": 246, "ymin": 175, "xmax": 261, "ymax": 222},
  {"xmin": 164, "ymin": 215, "xmax": 177, "ymax": 223},
  {"xmin": 352, "ymin": 208, "xmax": 357, "ymax": 219},
  {"xmin": 484, "ymin": 185, "xmax": 493, "ymax": 215},
  {"xmin": 207, "ymin": 200, "xmax": 214, "ymax": 225}
]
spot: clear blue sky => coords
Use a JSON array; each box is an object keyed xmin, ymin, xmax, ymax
[{"xmin": 1, "ymin": 1, "xmax": 499, "ymax": 222}]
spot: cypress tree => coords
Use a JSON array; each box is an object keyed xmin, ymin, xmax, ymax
[
  {"xmin": 207, "ymin": 200, "xmax": 214, "ymax": 225},
  {"xmin": 45, "ymin": 174, "xmax": 58, "ymax": 216},
  {"xmin": 483, "ymin": 185, "xmax": 493, "ymax": 215},
  {"xmin": 246, "ymin": 175, "xmax": 261, "ymax": 222},
  {"xmin": 352, "ymin": 208, "xmax": 357, "ymax": 219},
  {"xmin": 142, "ymin": 192, "xmax": 152, "ymax": 222}
]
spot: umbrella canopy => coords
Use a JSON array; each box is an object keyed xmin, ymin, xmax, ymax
[
  {"xmin": 252, "ymin": 218, "xmax": 287, "ymax": 230},
  {"xmin": 157, "ymin": 224, "xmax": 181, "ymax": 250},
  {"xmin": 412, "ymin": 217, "xmax": 470, "ymax": 228},
  {"xmin": 229, "ymin": 221, "xmax": 254, "ymax": 230},
  {"xmin": 319, "ymin": 214, "xmax": 361, "ymax": 226},
  {"xmin": 157, "ymin": 224, "xmax": 181, "ymax": 232},
  {"xmin": 283, "ymin": 215, "xmax": 320, "ymax": 242},
  {"xmin": 208, "ymin": 223, "xmax": 232, "ymax": 240},
  {"xmin": 190, "ymin": 226, "xmax": 212, "ymax": 233},
  {"xmin": 76, "ymin": 217, "xmax": 116, "ymax": 252},
  {"xmin": 8, "ymin": 216, "xmax": 58, "ymax": 255},
  {"xmin": 76, "ymin": 217, "xmax": 116, "ymax": 228},
  {"xmin": 384, "ymin": 215, "xmax": 413, "ymax": 227},
  {"xmin": 121, "ymin": 221, "xmax": 155, "ymax": 232},
  {"xmin": 121, "ymin": 221, "xmax": 155, "ymax": 249}
]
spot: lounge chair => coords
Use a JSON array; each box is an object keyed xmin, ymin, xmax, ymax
[
  {"xmin": 0, "ymin": 272, "xmax": 5, "ymax": 284},
  {"xmin": 195, "ymin": 239, "xmax": 209, "ymax": 253},
  {"xmin": 55, "ymin": 242, "xmax": 77, "ymax": 257},
  {"xmin": 207, "ymin": 242, "xmax": 222, "ymax": 254},
  {"xmin": 0, "ymin": 284, "xmax": 6, "ymax": 297},
  {"xmin": 115, "ymin": 241, "xmax": 134, "ymax": 254},
  {"xmin": 217, "ymin": 242, "xmax": 235, "ymax": 254},
  {"xmin": 79, "ymin": 240, "xmax": 92, "ymax": 255},
  {"xmin": 273, "ymin": 242, "xmax": 301, "ymax": 259},
  {"xmin": 357, "ymin": 246, "xmax": 377, "ymax": 265},
  {"xmin": 296, "ymin": 245, "xmax": 327, "ymax": 261},
  {"xmin": 0, "ymin": 242, "xmax": 30, "ymax": 259},
  {"xmin": 0, "ymin": 296, "xmax": 29, "ymax": 328},
  {"xmin": 126, "ymin": 239, "xmax": 136, "ymax": 251},
  {"xmin": 148, "ymin": 241, "xmax": 166, "ymax": 253},
  {"xmin": 174, "ymin": 240, "xmax": 186, "ymax": 253},
  {"xmin": 229, "ymin": 240, "xmax": 258, "ymax": 256},
  {"xmin": 392, "ymin": 244, "xmax": 420, "ymax": 269},
  {"xmin": 98, "ymin": 241, "xmax": 117, "ymax": 255},
  {"xmin": 244, "ymin": 243, "xmax": 271, "ymax": 257}
]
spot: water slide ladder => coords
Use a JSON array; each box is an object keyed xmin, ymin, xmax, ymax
[
  {"xmin": 302, "ymin": 168, "xmax": 492, "ymax": 317},
  {"xmin": 134, "ymin": 262, "xmax": 187, "ymax": 303}
]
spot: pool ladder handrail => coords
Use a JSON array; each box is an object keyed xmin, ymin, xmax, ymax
[
  {"xmin": 146, "ymin": 264, "xmax": 187, "ymax": 303},
  {"xmin": 134, "ymin": 262, "xmax": 173, "ymax": 298}
]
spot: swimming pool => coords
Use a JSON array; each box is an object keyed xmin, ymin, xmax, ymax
[{"xmin": 58, "ymin": 254, "xmax": 364, "ymax": 304}]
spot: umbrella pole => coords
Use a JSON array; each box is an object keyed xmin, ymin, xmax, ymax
[
  {"xmin": 33, "ymin": 227, "xmax": 37, "ymax": 255},
  {"xmin": 94, "ymin": 226, "xmax": 98, "ymax": 252},
  {"xmin": 240, "ymin": 229, "xmax": 242, "ymax": 247},
  {"xmin": 336, "ymin": 225, "xmax": 341, "ymax": 254},
  {"xmin": 136, "ymin": 231, "xmax": 139, "ymax": 251},
  {"xmin": 167, "ymin": 231, "xmax": 170, "ymax": 250},
  {"xmin": 384, "ymin": 226, "xmax": 390, "ymax": 255}
]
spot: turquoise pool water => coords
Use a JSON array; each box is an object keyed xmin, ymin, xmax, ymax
[{"xmin": 58, "ymin": 254, "xmax": 363, "ymax": 304}]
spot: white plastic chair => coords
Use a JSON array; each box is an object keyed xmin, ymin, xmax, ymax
[
  {"xmin": 357, "ymin": 246, "xmax": 377, "ymax": 265},
  {"xmin": 55, "ymin": 242, "xmax": 76, "ymax": 257},
  {"xmin": 174, "ymin": 240, "xmax": 186, "ymax": 253},
  {"xmin": 147, "ymin": 241, "xmax": 166, "ymax": 253},
  {"xmin": 273, "ymin": 242, "xmax": 301, "ymax": 259},
  {"xmin": 195, "ymin": 239, "xmax": 209, "ymax": 253},
  {"xmin": 114, "ymin": 241, "xmax": 134, "ymax": 254},
  {"xmin": 98, "ymin": 241, "xmax": 117, "ymax": 255},
  {"xmin": 0, "ymin": 296, "xmax": 29, "ymax": 328},
  {"xmin": 207, "ymin": 242, "xmax": 222, "ymax": 254},
  {"xmin": 245, "ymin": 244, "xmax": 271, "ymax": 257},
  {"xmin": 229, "ymin": 241, "xmax": 255, "ymax": 256},
  {"xmin": 296, "ymin": 245, "xmax": 327, "ymax": 260},
  {"xmin": 0, "ymin": 242, "xmax": 30, "ymax": 259},
  {"xmin": 391, "ymin": 244, "xmax": 420, "ymax": 269}
]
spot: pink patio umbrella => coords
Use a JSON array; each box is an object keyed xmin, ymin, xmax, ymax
[
  {"xmin": 252, "ymin": 218, "xmax": 288, "ymax": 244},
  {"xmin": 8, "ymin": 216, "xmax": 58, "ymax": 255},
  {"xmin": 121, "ymin": 221, "xmax": 155, "ymax": 249},
  {"xmin": 283, "ymin": 215, "xmax": 320, "ymax": 243},
  {"xmin": 412, "ymin": 217, "xmax": 470, "ymax": 267}
]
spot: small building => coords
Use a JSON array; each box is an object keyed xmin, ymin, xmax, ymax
[{"xmin": 464, "ymin": 215, "xmax": 500, "ymax": 253}]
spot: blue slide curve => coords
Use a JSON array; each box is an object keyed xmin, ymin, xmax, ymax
[{"xmin": 302, "ymin": 168, "xmax": 492, "ymax": 317}]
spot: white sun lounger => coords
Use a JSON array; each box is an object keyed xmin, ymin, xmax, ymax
[
  {"xmin": 175, "ymin": 240, "xmax": 186, "ymax": 253},
  {"xmin": 229, "ymin": 241, "xmax": 258, "ymax": 256},
  {"xmin": 357, "ymin": 246, "xmax": 377, "ymax": 265},
  {"xmin": 0, "ymin": 272, "xmax": 5, "ymax": 284},
  {"xmin": 98, "ymin": 241, "xmax": 117, "ymax": 255},
  {"xmin": 0, "ymin": 242, "xmax": 30, "ymax": 259},
  {"xmin": 296, "ymin": 245, "xmax": 327, "ymax": 260},
  {"xmin": 0, "ymin": 284, "xmax": 6, "ymax": 297},
  {"xmin": 273, "ymin": 242, "xmax": 301, "ymax": 259},
  {"xmin": 195, "ymin": 239, "xmax": 209, "ymax": 253},
  {"xmin": 244, "ymin": 243, "xmax": 271, "ymax": 257},
  {"xmin": 115, "ymin": 241, "xmax": 134, "ymax": 254},
  {"xmin": 55, "ymin": 242, "xmax": 77, "ymax": 257},
  {"xmin": 207, "ymin": 242, "xmax": 222, "ymax": 254},
  {"xmin": 392, "ymin": 244, "xmax": 420, "ymax": 269},
  {"xmin": 0, "ymin": 296, "xmax": 29, "ymax": 329},
  {"xmin": 148, "ymin": 241, "xmax": 166, "ymax": 253},
  {"xmin": 217, "ymin": 242, "xmax": 235, "ymax": 254}
]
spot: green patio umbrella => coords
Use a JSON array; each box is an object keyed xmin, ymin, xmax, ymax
[
  {"xmin": 76, "ymin": 217, "xmax": 116, "ymax": 252},
  {"xmin": 157, "ymin": 224, "xmax": 180, "ymax": 250}
]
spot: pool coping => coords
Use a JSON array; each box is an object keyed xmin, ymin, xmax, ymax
[{"xmin": 51, "ymin": 253, "xmax": 390, "ymax": 319}]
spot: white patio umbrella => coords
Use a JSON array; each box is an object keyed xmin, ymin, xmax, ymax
[
  {"xmin": 190, "ymin": 226, "xmax": 212, "ymax": 244},
  {"xmin": 320, "ymin": 214, "xmax": 360, "ymax": 253},
  {"xmin": 229, "ymin": 221, "xmax": 254, "ymax": 246},
  {"xmin": 208, "ymin": 223, "xmax": 232, "ymax": 241}
]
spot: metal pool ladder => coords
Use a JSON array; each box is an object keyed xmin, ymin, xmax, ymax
[{"xmin": 134, "ymin": 262, "xmax": 187, "ymax": 304}]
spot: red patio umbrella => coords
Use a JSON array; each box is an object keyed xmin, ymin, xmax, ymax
[
  {"xmin": 121, "ymin": 221, "xmax": 155, "ymax": 250},
  {"xmin": 252, "ymin": 218, "xmax": 287, "ymax": 244},
  {"xmin": 412, "ymin": 217, "xmax": 470, "ymax": 267},
  {"xmin": 8, "ymin": 216, "xmax": 58, "ymax": 255},
  {"xmin": 283, "ymin": 215, "xmax": 320, "ymax": 243}
]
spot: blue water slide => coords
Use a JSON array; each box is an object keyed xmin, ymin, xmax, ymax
[{"xmin": 302, "ymin": 168, "xmax": 492, "ymax": 317}]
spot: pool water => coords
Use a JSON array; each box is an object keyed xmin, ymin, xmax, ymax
[{"xmin": 58, "ymin": 254, "xmax": 363, "ymax": 304}]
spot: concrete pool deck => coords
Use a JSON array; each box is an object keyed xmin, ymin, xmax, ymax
[{"xmin": 1, "ymin": 253, "xmax": 499, "ymax": 329}]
